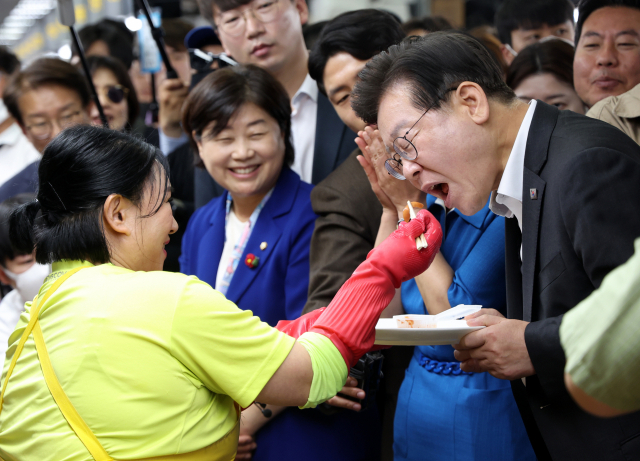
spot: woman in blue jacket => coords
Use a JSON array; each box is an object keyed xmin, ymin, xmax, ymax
[{"xmin": 180, "ymin": 65, "xmax": 380, "ymax": 461}]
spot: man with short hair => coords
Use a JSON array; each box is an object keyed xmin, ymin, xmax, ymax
[
  {"xmin": 0, "ymin": 47, "xmax": 39, "ymax": 188},
  {"xmin": 574, "ymin": 0, "xmax": 640, "ymax": 108},
  {"xmin": 577, "ymin": 0, "xmax": 640, "ymax": 142},
  {"xmin": 495, "ymin": 0, "xmax": 575, "ymax": 64},
  {"xmin": 0, "ymin": 58, "xmax": 91, "ymax": 203},
  {"xmin": 194, "ymin": 0, "xmax": 354, "ymax": 203},
  {"xmin": 352, "ymin": 31, "xmax": 640, "ymax": 461}
]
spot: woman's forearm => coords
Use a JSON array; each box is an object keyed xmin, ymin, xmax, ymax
[
  {"xmin": 240, "ymin": 404, "xmax": 286, "ymax": 436},
  {"xmin": 414, "ymin": 252, "xmax": 454, "ymax": 315},
  {"xmin": 375, "ymin": 209, "xmax": 401, "ymax": 248}
]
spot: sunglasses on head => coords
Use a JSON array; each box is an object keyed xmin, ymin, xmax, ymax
[{"xmin": 105, "ymin": 85, "xmax": 129, "ymax": 104}]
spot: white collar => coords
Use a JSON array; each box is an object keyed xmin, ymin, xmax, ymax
[
  {"xmin": 292, "ymin": 73, "xmax": 319, "ymax": 108},
  {"xmin": 490, "ymin": 100, "xmax": 537, "ymax": 227},
  {"xmin": 0, "ymin": 122, "xmax": 24, "ymax": 147}
]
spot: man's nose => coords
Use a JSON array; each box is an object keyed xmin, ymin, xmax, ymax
[
  {"xmin": 403, "ymin": 159, "xmax": 422, "ymax": 181},
  {"xmin": 245, "ymin": 11, "xmax": 266, "ymax": 39},
  {"xmin": 596, "ymin": 40, "xmax": 618, "ymax": 67},
  {"xmin": 50, "ymin": 120, "xmax": 64, "ymax": 139}
]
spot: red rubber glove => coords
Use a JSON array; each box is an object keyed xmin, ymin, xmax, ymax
[{"xmin": 306, "ymin": 208, "xmax": 442, "ymax": 368}]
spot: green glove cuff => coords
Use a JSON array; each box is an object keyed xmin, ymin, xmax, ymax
[{"xmin": 297, "ymin": 332, "xmax": 348, "ymax": 409}]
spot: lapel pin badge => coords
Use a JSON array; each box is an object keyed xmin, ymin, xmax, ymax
[
  {"xmin": 245, "ymin": 253, "xmax": 260, "ymax": 269},
  {"xmin": 530, "ymin": 188, "xmax": 538, "ymax": 200},
  {"xmin": 260, "ymin": 241, "xmax": 267, "ymax": 251}
]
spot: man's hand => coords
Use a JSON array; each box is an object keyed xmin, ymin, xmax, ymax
[
  {"xmin": 452, "ymin": 311, "xmax": 536, "ymax": 380},
  {"xmin": 355, "ymin": 126, "xmax": 425, "ymax": 215},
  {"xmin": 236, "ymin": 434, "xmax": 257, "ymax": 460},
  {"xmin": 158, "ymin": 78, "xmax": 189, "ymax": 138},
  {"xmin": 325, "ymin": 376, "xmax": 365, "ymax": 412}
]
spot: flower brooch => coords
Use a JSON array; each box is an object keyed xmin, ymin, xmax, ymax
[
  {"xmin": 245, "ymin": 253, "xmax": 260, "ymax": 269},
  {"xmin": 245, "ymin": 242, "xmax": 267, "ymax": 269}
]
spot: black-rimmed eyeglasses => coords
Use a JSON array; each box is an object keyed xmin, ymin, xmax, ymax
[{"xmin": 385, "ymin": 87, "xmax": 456, "ymax": 180}]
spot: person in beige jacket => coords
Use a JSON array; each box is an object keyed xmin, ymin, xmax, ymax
[{"xmin": 587, "ymin": 83, "xmax": 640, "ymax": 144}]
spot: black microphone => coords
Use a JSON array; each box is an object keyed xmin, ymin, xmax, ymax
[{"xmin": 254, "ymin": 402, "xmax": 272, "ymax": 418}]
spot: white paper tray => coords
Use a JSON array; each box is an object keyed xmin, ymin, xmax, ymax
[{"xmin": 374, "ymin": 318, "xmax": 484, "ymax": 346}]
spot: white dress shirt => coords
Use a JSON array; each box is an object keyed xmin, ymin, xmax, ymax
[
  {"xmin": 290, "ymin": 74, "xmax": 318, "ymax": 184},
  {"xmin": 489, "ymin": 100, "xmax": 538, "ymax": 258},
  {"xmin": 0, "ymin": 123, "xmax": 40, "ymax": 187}
]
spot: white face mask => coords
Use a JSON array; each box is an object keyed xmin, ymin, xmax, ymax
[
  {"xmin": 3, "ymin": 263, "xmax": 51, "ymax": 304},
  {"xmin": 0, "ymin": 98, "xmax": 10, "ymax": 125}
]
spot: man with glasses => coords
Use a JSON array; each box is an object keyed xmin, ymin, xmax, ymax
[
  {"xmin": 352, "ymin": 32, "xmax": 640, "ymax": 461},
  {"xmin": 193, "ymin": 0, "xmax": 355, "ymax": 205},
  {"xmin": 0, "ymin": 58, "xmax": 91, "ymax": 203}
]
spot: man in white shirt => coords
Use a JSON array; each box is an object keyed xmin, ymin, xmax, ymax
[
  {"xmin": 0, "ymin": 47, "xmax": 39, "ymax": 188},
  {"xmin": 192, "ymin": 0, "xmax": 354, "ymax": 207},
  {"xmin": 0, "ymin": 58, "xmax": 92, "ymax": 204},
  {"xmin": 351, "ymin": 32, "xmax": 640, "ymax": 461}
]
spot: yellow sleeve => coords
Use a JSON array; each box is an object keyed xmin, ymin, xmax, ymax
[
  {"xmin": 297, "ymin": 332, "xmax": 348, "ymax": 409},
  {"xmin": 169, "ymin": 277, "xmax": 295, "ymax": 408}
]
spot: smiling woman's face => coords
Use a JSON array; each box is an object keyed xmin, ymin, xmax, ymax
[{"xmin": 195, "ymin": 103, "xmax": 285, "ymax": 200}]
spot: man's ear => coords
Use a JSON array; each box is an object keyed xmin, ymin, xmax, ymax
[
  {"xmin": 294, "ymin": 0, "xmax": 309, "ymax": 26},
  {"xmin": 103, "ymin": 194, "xmax": 134, "ymax": 237},
  {"xmin": 452, "ymin": 82, "xmax": 491, "ymax": 126}
]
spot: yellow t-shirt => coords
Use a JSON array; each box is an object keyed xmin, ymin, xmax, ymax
[{"xmin": 0, "ymin": 261, "xmax": 295, "ymax": 460}]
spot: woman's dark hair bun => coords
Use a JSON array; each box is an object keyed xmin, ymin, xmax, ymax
[
  {"xmin": 8, "ymin": 199, "xmax": 41, "ymax": 256},
  {"xmin": 9, "ymin": 125, "xmax": 169, "ymax": 265}
]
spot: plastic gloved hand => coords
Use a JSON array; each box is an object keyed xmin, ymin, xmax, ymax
[
  {"xmin": 309, "ymin": 208, "xmax": 442, "ymax": 368},
  {"xmin": 275, "ymin": 308, "xmax": 325, "ymax": 338}
]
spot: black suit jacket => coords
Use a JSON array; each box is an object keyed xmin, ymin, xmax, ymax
[
  {"xmin": 508, "ymin": 102, "xmax": 640, "ymax": 460},
  {"xmin": 194, "ymin": 91, "xmax": 355, "ymax": 208},
  {"xmin": 0, "ymin": 160, "xmax": 39, "ymax": 203}
]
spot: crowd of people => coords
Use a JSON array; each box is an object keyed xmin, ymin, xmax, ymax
[{"xmin": 1, "ymin": 0, "xmax": 640, "ymax": 459}]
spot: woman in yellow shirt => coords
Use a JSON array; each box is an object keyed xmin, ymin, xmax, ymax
[{"xmin": 0, "ymin": 125, "xmax": 441, "ymax": 460}]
